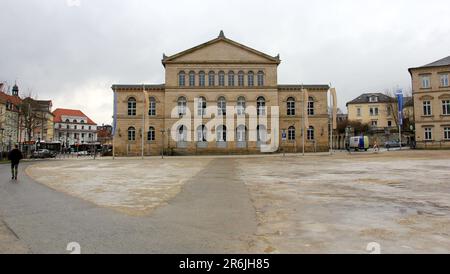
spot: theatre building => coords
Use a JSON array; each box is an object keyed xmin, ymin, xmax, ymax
[{"xmin": 112, "ymin": 32, "xmax": 330, "ymax": 156}]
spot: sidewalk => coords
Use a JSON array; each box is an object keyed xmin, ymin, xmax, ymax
[{"xmin": 0, "ymin": 219, "xmax": 29, "ymax": 254}]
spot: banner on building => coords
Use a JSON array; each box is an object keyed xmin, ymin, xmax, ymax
[
  {"xmin": 112, "ymin": 89, "xmax": 118, "ymax": 137},
  {"xmin": 397, "ymin": 89, "xmax": 403, "ymax": 126},
  {"xmin": 330, "ymin": 88, "xmax": 338, "ymax": 130},
  {"xmin": 302, "ymin": 88, "xmax": 309, "ymax": 129}
]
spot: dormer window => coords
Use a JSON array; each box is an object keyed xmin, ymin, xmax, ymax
[{"xmin": 369, "ymin": 96, "xmax": 378, "ymax": 103}]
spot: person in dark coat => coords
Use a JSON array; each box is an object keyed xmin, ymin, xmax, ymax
[{"xmin": 8, "ymin": 145, "xmax": 23, "ymax": 181}]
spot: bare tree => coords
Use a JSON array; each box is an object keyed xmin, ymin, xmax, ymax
[
  {"xmin": 383, "ymin": 87, "xmax": 413, "ymax": 130},
  {"xmin": 18, "ymin": 98, "xmax": 42, "ymax": 142}
]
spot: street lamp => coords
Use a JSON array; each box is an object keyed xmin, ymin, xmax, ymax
[
  {"xmin": 0, "ymin": 128, "xmax": 4, "ymax": 160},
  {"xmin": 160, "ymin": 129, "xmax": 166, "ymax": 159}
]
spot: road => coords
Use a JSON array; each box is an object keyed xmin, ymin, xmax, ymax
[{"xmin": 0, "ymin": 159, "xmax": 257, "ymax": 254}]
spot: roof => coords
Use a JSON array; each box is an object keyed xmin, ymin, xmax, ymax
[
  {"xmin": 52, "ymin": 108, "xmax": 96, "ymax": 125},
  {"xmin": 278, "ymin": 84, "xmax": 330, "ymax": 90},
  {"xmin": 162, "ymin": 31, "xmax": 280, "ymax": 66},
  {"xmin": 0, "ymin": 91, "xmax": 22, "ymax": 106},
  {"xmin": 403, "ymin": 96, "xmax": 413, "ymax": 108},
  {"xmin": 346, "ymin": 93, "xmax": 394, "ymax": 106},
  {"xmin": 409, "ymin": 56, "xmax": 450, "ymax": 72},
  {"xmin": 111, "ymin": 84, "xmax": 165, "ymax": 91}
]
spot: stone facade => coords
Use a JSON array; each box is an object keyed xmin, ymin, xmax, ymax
[
  {"xmin": 112, "ymin": 32, "xmax": 330, "ymax": 156},
  {"xmin": 409, "ymin": 56, "xmax": 450, "ymax": 149}
]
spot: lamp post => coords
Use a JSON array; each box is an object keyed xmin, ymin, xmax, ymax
[
  {"xmin": 160, "ymin": 129, "xmax": 166, "ymax": 159},
  {"xmin": 0, "ymin": 128, "xmax": 4, "ymax": 160}
]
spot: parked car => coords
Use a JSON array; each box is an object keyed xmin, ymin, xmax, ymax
[
  {"xmin": 384, "ymin": 140, "xmax": 404, "ymax": 149},
  {"xmin": 77, "ymin": 150, "xmax": 90, "ymax": 156},
  {"xmin": 31, "ymin": 149, "xmax": 57, "ymax": 159}
]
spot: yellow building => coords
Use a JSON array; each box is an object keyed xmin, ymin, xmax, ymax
[
  {"xmin": 347, "ymin": 93, "xmax": 397, "ymax": 129},
  {"xmin": 112, "ymin": 32, "xmax": 330, "ymax": 156},
  {"xmin": 409, "ymin": 56, "xmax": 450, "ymax": 149}
]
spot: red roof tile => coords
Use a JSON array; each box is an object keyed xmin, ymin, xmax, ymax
[
  {"xmin": 0, "ymin": 91, "xmax": 22, "ymax": 106},
  {"xmin": 52, "ymin": 108, "xmax": 96, "ymax": 125}
]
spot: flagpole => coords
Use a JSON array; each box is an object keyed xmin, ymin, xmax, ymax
[
  {"xmin": 329, "ymin": 85, "xmax": 333, "ymax": 155},
  {"xmin": 142, "ymin": 84, "xmax": 146, "ymax": 159},
  {"xmin": 112, "ymin": 88, "xmax": 116, "ymax": 160},
  {"xmin": 302, "ymin": 85, "xmax": 305, "ymax": 156}
]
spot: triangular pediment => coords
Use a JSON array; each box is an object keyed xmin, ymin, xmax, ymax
[{"xmin": 163, "ymin": 34, "xmax": 280, "ymax": 65}]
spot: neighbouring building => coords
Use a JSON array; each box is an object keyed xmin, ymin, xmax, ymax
[
  {"xmin": 111, "ymin": 31, "xmax": 330, "ymax": 156},
  {"xmin": 409, "ymin": 56, "xmax": 450, "ymax": 149},
  {"xmin": 347, "ymin": 93, "xmax": 397, "ymax": 129},
  {"xmin": 97, "ymin": 124, "xmax": 113, "ymax": 145},
  {"xmin": 346, "ymin": 92, "xmax": 414, "ymax": 145},
  {"xmin": 0, "ymin": 83, "xmax": 21, "ymax": 151},
  {"xmin": 19, "ymin": 97, "xmax": 54, "ymax": 143},
  {"xmin": 53, "ymin": 108, "xmax": 98, "ymax": 146}
]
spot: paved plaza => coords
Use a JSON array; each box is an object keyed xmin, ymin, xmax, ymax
[{"xmin": 1, "ymin": 150, "xmax": 450, "ymax": 253}]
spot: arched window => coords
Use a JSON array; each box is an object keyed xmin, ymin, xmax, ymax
[
  {"xmin": 199, "ymin": 71, "xmax": 206, "ymax": 87},
  {"xmin": 308, "ymin": 97, "xmax": 315, "ymax": 116},
  {"xmin": 287, "ymin": 97, "xmax": 295, "ymax": 116},
  {"xmin": 257, "ymin": 125, "xmax": 267, "ymax": 142},
  {"xmin": 179, "ymin": 71, "xmax": 186, "ymax": 87},
  {"xmin": 307, "ymin": 126, "xmax": 315, "ymax": 140},
  {"xmin": 228, "ymin": 71, "xmax": 235, "ymax": 87},
  {"xmin": 189, "ymin": 71, "xmax": 196, "ymax": 86},
  {"xmin": 147, "ymin": 126, "xmax": 155, "ymax": 141},
  {"xmin": 257, "ymin": 96, "xmax": 266, "ymax": 116},
  {"xmin": 257, "ymin": 71, "xmax": 264, "ymax": 86},
  {"xmin": 238, "ymin": 71, "xmax": 245, "ymax": 87},
  {"xmin": 128, "ymin": 127, "xmax": 136, "ymax": 141},
  {"xmin": 198, "ymin": 96, "xmax": 207, "ymax": 116},
  {"xmin": 236, "ymin": 125, "xmax": 246, "ymax": 142},
  {"xmin": 149, "ymin": 97, "xmax": 156, "ymax": 116},
  {"xmin": 288, "ymin": 126, "xmax": 296, "ymax": 140},
  {"xmin": 196, "ymin": 125, "xmax": 207, "ymax": 142},
  {"xmin": 248, "ymin": 71, "xmax": 254, "ymax": 87},
  {"xmin": 218, "ymin": 71, "xmax": 225, "ymax": 86},
  {"xmin": 178, "ymin": 96, "xmax": 187, "ymax": 116},
  {"xmin": 178, "ymin": 125, "xmax": 187, "ymax": 142},
  {"xmin": 217, "ymin": 125, "xmax": 227, "ymax": 142},
  {"xmin": 218, "ymin": 96, "xmax": 226, "ymax": 116},
  {"xmin": 73, "ymin": 120, "xmax": 78, "ymax": 123},
  {"xmin": 128, "ymin": 97, "xmax": 137, "ymax": 116},
  {"xmin": 237, "ymin": 96, "xmax": 246, "ymax": 116},
  {"xmin": 81, "ymin": 120, "xmax": 85, "ymax": 124},
  {"xmin": 65, "ymin": 119, "xmax": 70, "ymax": 123},
  {"xmin": 208, "ymin": 71, "xmax": 215, "ymax": 86}
]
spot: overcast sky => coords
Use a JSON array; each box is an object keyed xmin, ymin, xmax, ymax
[{"xmin": 1, "ymin": 0, "xmax": 449, "ymax": 125}]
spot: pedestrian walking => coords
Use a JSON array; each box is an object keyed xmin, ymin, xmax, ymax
[{"xmin": 8, "ymin": 145, "xmax": 23, "ymax": 181}]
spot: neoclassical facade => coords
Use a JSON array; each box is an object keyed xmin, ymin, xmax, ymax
[
  {"xmin": 409, "ymin": 56, "xmax": 450, "ymax": 149},
  {"xmin": 112, "ymin": 32, "xmax": 330, "ymax": 156}
]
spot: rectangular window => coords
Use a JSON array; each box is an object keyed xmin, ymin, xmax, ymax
[
  {"xmin": 357, "ymin": 107, "xmax": 361, "ymax": 117},
  {"xmin": 370, "ymin": 107, "xmax": 379, "ymax": 116},
  {"xmin": 424, "ymin": 127, "xmax": 432, "ymax": 141},
  {"xmin": 287, "ymin": 101, "xmax": 295, "ymax": 116},
  {"xmin": 423, "ymin": 101, "xmax": 432, "ymax": 116},
  {"xmin": 444, "ymin": 127, "xmax": 450, "ymax": 140},
  {"xmin": 371, "ymin": 120, "xmax": 378, "ymax": 127},
  {"xmin": 388, "ymin": 120, "xmax": 392, "ymax": 127},
  {"xmin": 421, "ymin": 75, "xmax": 431, "ymax": 88},
  {"xmin": 442, "ymin": 100, "xmax": 450, "ymax": 115},
  {"xmin": 149, "ymin": 99, "xmax": 156, "ymax": 116},
  {"xmin": 441, "ymin": 74, "xmax": 449, "ymax": 87}
]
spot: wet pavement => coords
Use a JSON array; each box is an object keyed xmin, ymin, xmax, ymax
[{"xmin": 1, "ymin": 150, "xmax": 450, "ymax": 253}]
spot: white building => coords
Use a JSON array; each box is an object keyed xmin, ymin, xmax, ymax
[{"xmin": 52, "ymin": 108, "xmax": 97, "ymax": 146}]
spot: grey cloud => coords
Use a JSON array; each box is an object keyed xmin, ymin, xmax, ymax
[{"xmin": 1, "ymin": 0, "xmax": 449, "ymax": 124}]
